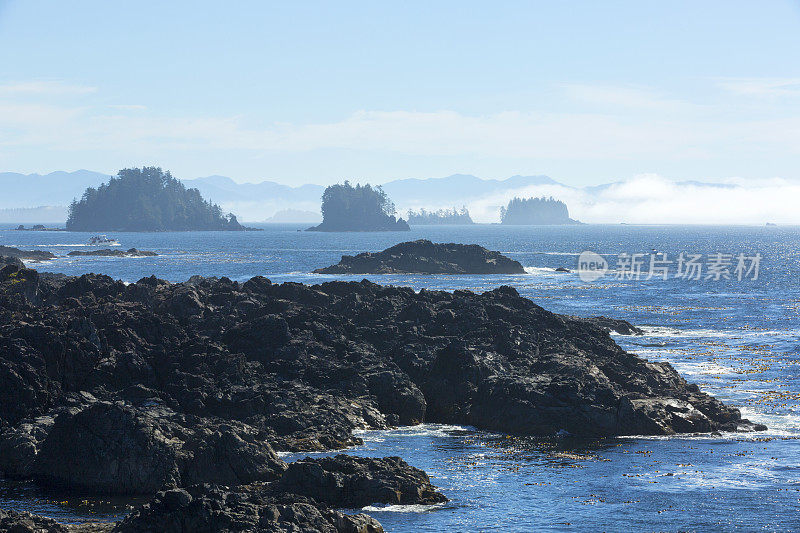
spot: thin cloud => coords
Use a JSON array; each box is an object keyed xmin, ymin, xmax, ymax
[
  {"xmin": 716, "ymin": 77, "xmax": 800, "ymax": 98},
  {"xmin": 0, "ymin": 80, "xmax": 97, "ymax": 97},
  {"xmin": 449, "ymin": 174, "xmax": 800, "ymax": 225}
]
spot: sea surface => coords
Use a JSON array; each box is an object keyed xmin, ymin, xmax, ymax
[{"xmin": 1, "ymin": 224, "xmax": 799, "ymax": 531}]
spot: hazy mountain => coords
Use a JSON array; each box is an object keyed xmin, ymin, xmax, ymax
[
  {"xmin": 0, "ymin": 170, "xmax": 110, "ymax": 208},
  {"xmin": 0, "ymin": 170, "xmax": 761, "ymax": 224},
  {"xmin": 182, "ymin": 175, "xmax": 325, "ymax": 205},
  {"xmin": 0, "ymin": 171, "xmax": 568, "ymax": 223},
  {"xmin": 0, "ymin": 206, "xmax": 68, "ymax": 224},
  {"xmin": 382, "ymin": 174, "xmax": 563, "ymax": 206}
]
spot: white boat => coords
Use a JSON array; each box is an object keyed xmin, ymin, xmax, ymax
[{"xmin": 88, "ymin": 235, "xmax": 119, "ymax": 246}]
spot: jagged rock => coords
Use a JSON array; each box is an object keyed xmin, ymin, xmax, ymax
[
  {"xmin": 30, "ymin": 401, "xmax": 286, "ymax": 494},
  {"xmin": 313, "ymin": 240, "xmax": 525, "ymax": 274},
  {"xmin": 114, "ymin": 484, "xmax": 385, "ymax": 533},
  {"xmin": 279, "ymin": 455, "xmax": 447, "ymax": 507},
  {"xmin": 581, "ymin": 316, "xmax": 644, "ymax": 335},
  {"xmin": 67, "ymin": 249, "xmax": 157, "ymax": 258},
  {"xmin": 0, "ymin": 482, "xmax": 387, "ymax": 532},
  {"xmin": 0, "ymin": 256, "xmax": 25, "ymax": 270},
  {"xmin": 0, "ymin": 507, "xmax": 73, "ymax": 532}
]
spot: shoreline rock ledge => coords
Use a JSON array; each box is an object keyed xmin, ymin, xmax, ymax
[{"xmin": 313, "ymin": 239, "xmax": 525, "ymax": 274}]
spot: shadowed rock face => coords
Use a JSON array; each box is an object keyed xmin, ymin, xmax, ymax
[
  {"xmin": 313, "ymin": 240, "xmax": 525, "ymax": 274},
  {"xmin": 0, "ymin": 483, "xmax": 387, "ymax": 533},
  {"xmin": 279, "ymin": 455, "xmax": 447, "ymax": 507},
  {"xmin": 0, "ymin": 261, "xmax": 763, "ymax": 502}
]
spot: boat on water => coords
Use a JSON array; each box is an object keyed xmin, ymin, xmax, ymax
[{"xmin": 88, "ymin": 234, "xmax": 119, "ymax": 246}]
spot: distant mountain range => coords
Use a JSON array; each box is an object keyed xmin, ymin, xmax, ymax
[
  {"xmin": 0, "ymin": 171, "xmax": 573, "ymax": 223},
  {"xmin": 0, "ymin": 170, "xmax": 757, "ymax": 224}
]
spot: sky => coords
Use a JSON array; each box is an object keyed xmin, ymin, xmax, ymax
[{"xmin": 1, "ymin": 0, "xmax": 800, "ymax": 188}]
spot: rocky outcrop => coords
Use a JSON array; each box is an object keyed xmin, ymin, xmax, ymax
[
  {"xmin": 29, "ymin": 401, "xmax": 286, "ymax": 494},
  {"xmin": 67, "ymin": 248, "xmax": 158, "ymax": 257},
  {"xmin": 279, "ymin": 455, "xmax": 447, "ymax": 507},
  {"xmin": 0, "ymin": 256, "xmax": 25, "ymax": 270},
  {"xmin": 0, "ymin": 261, "xmax": 763, "ymax": 504},
  {"xmin": 0, "ymin": 482, "xmax": 386, "ymax": 532},
  {"xmin": 115, "ymin": 484, "xmax": 385, "ymax": 533},
  {"xmin": 0, "ymin": 245, "xmax": 56, "ymax": 261},
  {"xmin": 0, "ymin": 456, "xmax": 438, "ymax": 531},
  {"xmin": 580, "ymin": 316, "xmax": 644, "ymax": 336},
  {"xmin": 313, "ymin": 240, "xmax": 525, "ymax": 275}
]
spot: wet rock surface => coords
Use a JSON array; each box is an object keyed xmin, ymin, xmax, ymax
[
  {"xmin": 313, "ymin": 240, "xmax": 525, "ymax": 274},
  {"xmin": 66, "ymin": 249, "xmax": 157, "ymax": 258},
  {"xmin": 0, "ymin": 260, "xmax": 765, "ymax": 529}
]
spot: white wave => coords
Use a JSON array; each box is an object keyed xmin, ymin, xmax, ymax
[
  {"xmin": 638, "ymin": 325, "xmax": 735, "ymax": 338},
  {"xmin": 668, "ymin": 361, "xmax": 738, "ymax": 377},
  {"xmin": 533, "ymin": 251, "xmax": 584, "ymax": 256},
  {"xmin": 738, "ymin": 407, "xmax": 800, "ymax": 436},
  {"xmin": 361, "ymin": 503, "xmax": 446, "ymax": 513},
  {"xmin": 523, "ymin": 266, "xmax": 569, "ymax": 275},
  {"xmin": 354, "ymin": 423, "xmax": 475, "ymax": 441}
]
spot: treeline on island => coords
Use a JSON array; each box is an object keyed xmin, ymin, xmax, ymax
[
  {"xmin": 500, "ymin": 196, "xmax": 580, "ymax": 225},
  {"xmin": 407, "ymin": 207, "xmax": 473, "ymax": 225},
  {"xmin": 307, "ymin": 181, "xmax": 409, "ymax": 231},
  {"xmin": 66, "ymin": 167, "xmax": 248, "ymax": 232}
]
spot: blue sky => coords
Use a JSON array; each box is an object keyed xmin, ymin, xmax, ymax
[{"xmin": 1, "ymin": 0, "xmax": 799, "ymax": 185}]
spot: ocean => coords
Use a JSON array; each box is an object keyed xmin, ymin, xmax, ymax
[{"xmin": 1, "ymin": 223, "xmax": 799, "ymax": 531}]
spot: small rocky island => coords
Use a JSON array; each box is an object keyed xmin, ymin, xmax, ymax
[
  {"xmin": 307, "ymin": 181, "xmax": 410, "ymax": 232},
  {"xmin": 314, "ymin": 240, "xmax": 525, "ymax": 274},
  {"xmin": 0, "ymin": 262, "xmax": 764, "ymax": 530},
  {"xmin": 66, "ymin": 167, "xmax": 250, "ymax": 232},
  {"xmin": 67, "ymin": 248, "xmax": 158, "ymax": 257},
  {"xmin": 0, "ymin": 245, "xmax": 56, "ymax": 261}
]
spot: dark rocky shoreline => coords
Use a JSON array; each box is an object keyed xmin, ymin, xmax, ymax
[
  {"xmin": 313, "ymin": 240, "xmax": 525, "ymax": 274},
  {"xmin": 0, "ymin": 245, "xmax": 57, "ymax": 262},
  {"xmin": 0, "ymin": 260, "xmax": 764, "ymax": 530},
  {"xmin": 67, "ymin": 248, "xmax": 158, "ymax": 258}
]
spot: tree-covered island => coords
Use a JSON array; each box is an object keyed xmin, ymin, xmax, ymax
[
  {"xmin": 500, "ymin": 196, "xmax": 580, "ymax": 225},
  {"xmin": 66, "ymin": 167, "xmax": 249, "ymax": 231},
  {"xmin": 307, "ymin": 181, "xmax": 410, "ymax": 232},
  {"xmin": 406, "ymin": 207, "xmax": 474, "ymax": 225}
]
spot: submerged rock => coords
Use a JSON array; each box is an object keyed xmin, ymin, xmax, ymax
[
  {"xmin": 313, "ymin": 240, "xmax": 525, "ymax": 274},
  {"xmin": 67, "ymin": 248, "xmax": 157, "ymax": 257}
]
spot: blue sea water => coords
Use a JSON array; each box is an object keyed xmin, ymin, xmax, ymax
[{"xmin": 1, "ymin": 224, "xmax": 799, "ymax": 531}]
